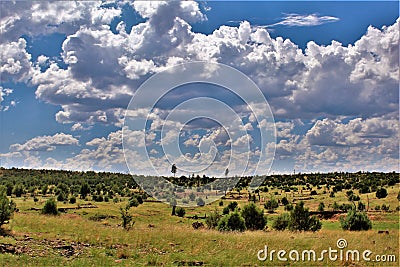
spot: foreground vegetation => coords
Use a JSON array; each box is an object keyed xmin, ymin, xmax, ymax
[{"xmin": 0, "ymin": 168, "xmax": 398, "ymax": 266}]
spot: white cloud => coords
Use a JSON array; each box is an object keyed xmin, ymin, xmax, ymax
[
  {"xmin": 0, "ymin": 38, "xmax": 33, "ymax": 82},
  {"xmin": 9, "ymin": 133, "xmax": 79, "ymax": 152},
  {"xmin": 1, "ymin": 1, "xmax": 398, "ymax": 173},
  {"xmin": 269, "ymin": 13, "xmax": 339, "ymax": 27}
]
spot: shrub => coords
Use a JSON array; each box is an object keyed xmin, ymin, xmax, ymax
[
  {"xmin": 381, "ymin": 204, "xmax": 390, "ymax": 212},
  {"xmin": 69, "ymin": 195, "xmax": 77, "ymax": 204},
  {"xmin": 57, "ymin": 192, "xmax": 66, "ymax": 202},
  {"xmin": 128, "ymin": 196, "xmax": 139, "ymax": 208},
  {"xmin": 205, "ymin": 209, "xmax": 221, "ymax": 229},
  {"xmin": 227, "ymin": 201, "xmax": 238, "ymax": 211},
  {"xmin": 189, "ymin": 192, "xmax": 196, "ymax": 201},
  {"xmin": 196, "ymin": 198, "xmax": 205, "ymax": 207},
  {"xmin": 222, "ymin": 206, "xmax": 230, "ymax": 215},
  {"xmin": 376, "ymin": 188, "xmax": 388, "ymax": 199},
  {"xmin": 357, "ymin": 201, "xmax": 365, "ymax": 211},
  {"xmin": 281, "ymin": 197, "xmax": 289, "ymax": 206},
  {"xmin": 13, "ymin": 184, "xmax": 24, "ymax": 197},
  {"xmin": 0, "ymin": 186, "xmax": 14, "ymax": 226},
  {"xmin": 374, "ymin": 205, "xmax": 380, "ymax": 211},
  {"xmin": 42, "ymin": 198, "xmax": 59, "ymax": 215},
  {"xmin": 217, "ymin": 212, "xmax": 246, "ymax": 232},
  {"xmin": 120, "ymin": 205, "xmax": 135, "ymax": 230},
  {"xmin": 310, "ymin": 190, "xmax": 317, "ymax": 196},
  {"xmin": 397, "ymin": 192, "xmax": 400, "ymax": 201},
  {"xmin": 264, "ymin": 199, "xmax": 278, "ymax": 213},
  {"xmin": 288, "ymin": 201, "xmax": 321, "ymax": 232},
  {"xmin": 192, "ymin": 221, "xmax": 204, "ymax": 229},
  {"xmin": 218, "ymin": 200, "xmax": 224, "ymax": 206},
  {"xmin": 241, "ymin": 203, "xmax": 266, "ymax": 230},
  {"xmin": 272, "ymin": 213, "xmax": 290, "ymax": 231},
  {"xmin": 80, "ymin": 182, "xmax": 91, "ymax": 199},
  {"xmin": 176, "ymin": 207, "xmax": 186, "ymax": 217},
  {"xmin": 340, "ymin": 209, "xmax": 372, "ymax": 231},
  {"xmin": 284, "ymin": 204, "xmax": 293, "ymax": 211},
  {"xmin": 318, "ymin": 202, "xmax": 325, "ymax": 212}
]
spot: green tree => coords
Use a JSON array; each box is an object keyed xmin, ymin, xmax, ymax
[
  {"xmin": 288, "ymin": 201, "xmax": 321, "ymax": 232},
  {"xmin": 13, "ymin": 183, "xmax": 24, "ymax": 197},
  {"xmin": 205, "ymin": 209, "xmax": 221, "ymax": 229},
  {"xmin": 176, "ymin": 207, "xmax": 186, "ymax": 217},
  {"xmin": 120, "ymin": 205, "xmax": 135, "ymax": 230},
  {"xmin": 80, "ymin": 182, "xmax": 91, "ymax": 199},
  {"xmin": 241, "ymin": 203, "xmax": 266, "ymax": 230},
  {"xmin": 0, "ymin": 186, "xmax": 14, "ymax": 226},
  {"xmin": 42, "ymin": 198, "xmax": 59, "ymax": 215},
  {"xmin": 272, "ymin": 213, "xmax": 290, "ymax": 231},
  {"xmin": 318, "ymin": 202, "xmax": 325, "ymax": 212},
  {"xmin": 340, "ymin": 209, "xmax": 372, "ymax": 231},
  {"xmin": 171, "ymin": 164, "xmax": 177, "ymax": 177},
  {"xmin": 376, "ymin": 188, "xmax": 388, "ymax": 199},
  {"xmin": 41, "ymin": 185, "xmax": 48, "ymax": 195},
  {"xmin": 264, "ymin": 199, "xmax": 278, "ymax": 213},
  {"xmin": 281, "ymin": 197, "xmax": 289, "ymax": 206},
  {"xmin": 217, "ymin": 211, "xmax": 246, "ymax": 232}
]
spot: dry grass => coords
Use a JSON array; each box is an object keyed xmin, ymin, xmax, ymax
[{"xmin": 0, "ymin": 188, "xmax": 398, "ymax": 266}]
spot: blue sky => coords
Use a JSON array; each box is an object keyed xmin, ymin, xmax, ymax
[{"xmin": 0, "ymin": 1, "xmax": 398, "ymax": 175}]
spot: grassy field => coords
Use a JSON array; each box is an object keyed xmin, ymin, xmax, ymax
[{"xmin": 0, "ymin": 186, "xmax": 399, "ymax": 266}]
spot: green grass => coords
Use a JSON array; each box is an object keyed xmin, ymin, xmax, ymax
[{"xmin": 0, "ymin": 188, "xmax": 399, "ymax": 266}]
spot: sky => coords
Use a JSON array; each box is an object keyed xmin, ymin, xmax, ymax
[{"xmin": 0, "ymin": 1, "xmax": 399, "ymax": 176}]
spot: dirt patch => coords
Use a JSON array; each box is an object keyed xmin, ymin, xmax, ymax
[{"xmin": 0, "ymin": 235, "xmax": 91, "ymax": 257}]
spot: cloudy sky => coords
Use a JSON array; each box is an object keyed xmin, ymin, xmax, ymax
[{"xmin": 0, "ymin": 1, "xmax": 398, "ymax": 176}]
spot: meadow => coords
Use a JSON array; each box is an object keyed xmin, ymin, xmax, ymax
[{"xmin": 0, "ymin": 177, "xmax": 398, "ymax": 267}]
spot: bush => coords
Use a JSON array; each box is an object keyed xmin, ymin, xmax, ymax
[
  {"xmin": 310, "ymin": 190, "xmax": 317, "ymax": 196},
  {"xmin": 272, "ymin": 213, "xmax": 290, "ymax": 231},
  {"xmin": 340, "ymin": 209, "xmax": 372, "ymax": 231},
  {"xmin": 241, "ymin": 203, "xmax": 266, "ymax": 230},
  {"xmin": 69, "ymin": 195, "xmax": 76, "ymax": 204},
  {"xmin": 176, "ymin": 207, "xmax": 186, "ymax": 217},
  {"xmin": 217, "ymin": 212, "xmax": 246, "ymax": 232},
  {"xmin": 128, "ymin": 196, "xmax": 139, "ymax": 208},
  {"xmin": 318, "ymin": 202, "xmax": 325, "ymax": 212},
  {"xmin": 189, "ymin": 192, "xmax": 196, "ymax": 201},
  {"xmin": 205, "ymin": 209, "xmax": 221, "ymax": 229},
  {"xmin": 222, "ymin": 206, "xmax": 230, "ymax": 215},
  {"xmin": 376, "ymin": 188, "xmax": 388, "ymax": 199},
  {"xmin": 42, "ymin": 198, "xmax": 59, "ymax": 215},
  {"xmin": 218, "ymin": 200, "xmax": 224, "ymax": 206},
  {"xmin": 357, "ymin": 201, "xmax": 365, "ymax": 211},
  {"xmin": 284, "ymin": 204, "xmax": 293, "ymax": 211},
  {"xmin": 288, "ymin": 201, "xmax": 321, "ymax": 232},
  {"xmin": 13, "ymin": 184, "xmax": 24, "ymax": 197},
  {"xmin": 0, "ymin": 186, "xmax": 14, "ymax": 226},
  {"xmin": 281, "ymin": 197, "xmax": 289, "ymax": 206},
  {"xmin": 120, "ymin": 205, "xmax": 135, "ymax": 230},
  {"xmin": 57, "ymin": 192, "xmax": 66, "ymax": 202},
  {"xmin": 227, "ymin": 201, "xmax": 238, "ymax": 211},
  {"xmin": 196, "ymin": 198, "xmax": 205, "ymax": 207},
  {"xmin": 192, "ymin": 221, "xmax": 204, "ymax": 229},
  {"xmin": 264, "ymin": 199, "xmax": 278, "ymax": 213},
  {"xmin": 381, "ymin": 204, "xmax": 390, "ymax": 212}
]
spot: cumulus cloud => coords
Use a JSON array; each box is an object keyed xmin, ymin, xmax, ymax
[
  {"xmin": 0, "ymin": 38, "xmax": 33, "ymax": 82},
  {"xmin": 9, "ymin": 133, "xmax": 79, "ymax": 152},
  {"xmin": 1, "ymin": 1, "xmax": 398, "ymax": 173}
]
